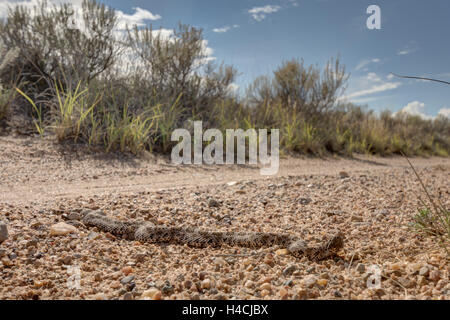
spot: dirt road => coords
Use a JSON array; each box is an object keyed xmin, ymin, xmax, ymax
[{"xmin": 0, "ymin": 135, "xmax": 448, "ymax": 205}]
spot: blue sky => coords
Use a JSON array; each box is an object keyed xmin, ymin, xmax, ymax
[{"xmin": 1, "ymin": 0, "xmax": 450, "ymax": 118}]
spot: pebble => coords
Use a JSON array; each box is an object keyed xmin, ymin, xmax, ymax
[
  {"xmin": 429, "ymin": 270, "xmax": 440, "ymax": 282},
  {"xmin": 123, "ymin": 292, "xmax": 133, "ymax": 300},
  {"xmin": 279, "ymin": 288, "xmax": 288, "ymax": 299},
  {"xmin": 88, "ymin": 232, "xmax": 101, "ymax": 240},
  {"xmin": 339, "ymin": 171, "xmax": 350, "ymax": 178},
  {"xmin": 0, "ymin": 221, "xmax": 9, "ymax": 243},
  {"xmin": 299, "ymin": 198, "xmax": 312, "ymax": 205},
  {"xmin": 296, "ymin": 289, "xmax": 308, "ymax": 300},
  {"xmin": 201, "ymin": 279, "xmax": 212, "ymax": 290},
  {"xmin": 317, "ymin": 279, "xmax": 328, "ymax": 287},
  {"xmin": 244, "ymin": 280, "xmax": 254, "ymax": 289},
  {"xmin": 397, "ymin": 277, "xmax": 415, "ymax": 289},
  {"xmin": 50, "ymin": 222, "xmax": 78, "ymax": 236},
  {"xmin": 419, "ymin": 266, "xmax": 429, "ymax": 276},
  {"xmin": 141, "ymin": 289, "xmax": 162, "ymax": 300},
  {"xmin": 276, "ymin": 249, "xmax": 289, "ymax": 256},
  {"xmin": 334, "ymin": 290, "xmax": 343, "ymax": 298},
  {"xmin": 302, "ymin": 275, "xmax": 317, "ymax": 288},
  {"xmin": 356, "ymin": 263, "xmax": 366, "ymax": 273},
  {"xmin": 121, "ymin": 266, "xmax": 134, "ymax": 276},
  {"xmin": 91, "ymin": 293, "xmax": 107, "ymax": 300},
  {"xmin": 282, "ymin": 265, "xmax": 297, "ymax": 276},
  {"xmin": 208, "ymin": 199, "xmax": 221, "ymax": 208},
  {"xmin": 260, "ymin": 283, "xmax": 271, "ymax": 291},
  {"xmin": 121, "ymin": 276, "xmax": 135, "ymax": 285}
]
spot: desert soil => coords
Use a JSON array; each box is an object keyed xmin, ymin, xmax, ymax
[{"xmin": 0, "ymin": 135, "xmax": 449, "ymax": 300}]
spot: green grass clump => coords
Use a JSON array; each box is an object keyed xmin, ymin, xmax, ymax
[{"xmin": 404, "ymin": 155, "xmax": 450, "ymax": 255}]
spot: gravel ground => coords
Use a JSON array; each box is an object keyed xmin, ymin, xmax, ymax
[{"xmin": 0, "ymin": 135, "xmax": 449, "ymax": 300}]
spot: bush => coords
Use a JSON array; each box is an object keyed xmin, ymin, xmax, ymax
[
  {"xmin": 0, "ymin": 0, "xmax": 119, "ymax": 92},
  {"xmin": 125, "ymin": 23, "xmax": 237, "ymax": 125}
]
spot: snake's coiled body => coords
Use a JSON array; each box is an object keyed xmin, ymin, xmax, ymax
[{"xmin": 82, "ymin": 212, "xmax": 344, "ymax": 260}]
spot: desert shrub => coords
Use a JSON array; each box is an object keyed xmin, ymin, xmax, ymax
[
  {"xmin": 0, "ymin": 0, "xmax": 119, "ymax": 93},
  {"xmin": 125, "ymin": 23, "xmax": 237, "ymax": 125}
]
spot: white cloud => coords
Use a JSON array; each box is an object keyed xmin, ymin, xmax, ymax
[
  {"xmin": 438, "ymin": 108, "xmax": 450, "ymax": 118},
  {"xmin": 355, "ymin": 58, "xmax": 381, "ymax": 71},
  {"xmin": 0, "ymin": 1, "xmax": 161, "ymax": 30},
  {"xmin": 248, "ymin": 5, "xmax": 281, "ymax": 21},
  {"xmin": 213, "ymin": 26, "xmax": 230, "ymax": 33},
  {"xmin": 397, "ymin": 43, "xmax": 418, "ymax": 56},
  {"xmin": 212, "ymin": 25, "xmax": 239, "ymax": 33},
  {"xmin": 396, "ymin": 101, "xmax": 433, "ymax": 119},
  {"xmin": 116, "ymin": 7, "xmax": 161, "ymax": 30},
  {"xmin": 394, "ymin": 102, "xmax": 450, "ymax": 120},
  {"xmin": 339, "ymin": 72, "xmax": 401, "ymax": 102}
]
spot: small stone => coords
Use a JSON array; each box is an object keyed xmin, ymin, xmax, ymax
[
  {"xmin": 351, "ymin": 215, "xmax": 363, "ymax": 222},
  {"xmin": 91, "ymin": 293, "xmax": 107, "ymax": 300},
  {"xmin": 260, "ymin": 283, "xmax": 271, "ymax": 291},
  {"xmin": 162, "ymin": 282, "xmax": 174, "ymax": 295},
  {"xmin": 2, "ymin": 257, "xmax": 13, "ymax": 267},
  {"xmin": 244, "ymin": 280, "xmax": 254, "ymax": 289},
  {"xmin": 121, "ymin": 266, "xmax": 133, "ymax": 276},
  {"xmin": 142, "ymin": 289, "xmax": 162, "ymax": 300},
  {"xmin": 261, "ymin": 277, "xmax": 272, "ymax": 284},
  {"xmin": 317, "ymin": 279, "xmax": 328, "ymax": 287},
  {"xmin": 0, "ymin": 221, "xmax": 9, "ymax": 243},
  {"xmin": 397, "ymin": 277, "xmax": 415, "ymax": 289},
  {"xmin": 59, "ymin": 255, "xmax": 72, "ymax": 265},
  {"xmin": 417, "ymin": 276, "xmax": 427, "ymax": 286},
  {"xmin": 50, "ymin": 222, "xmax": 78, "ymax": 236},
  {"xmin": 201, "ymin": 279, "xmax": 212, "ymax": 290},
  {"xmin": 123, "ymin": 292, "xmax": 133, "ymax": 300},
  {"xmin": 276, "ymin": 249, "xmax": 289, "ymax": 256},
  {"xmin": 299, "ymin": 198, "xmax": 312, "ymax": 205},
  {"xmin": 334, "ymin": 290, "xmax": 342, "ymax": 298},
  {"xmin": 121, "ymin": 276, "xmax": 135, "ymax": 285},
  {"xmin": 419, "ymin": 267, "xmax": 429, "ymax": 276},
  {"xmin": 184, "ymin": 280, "xmax": 193, "ymax": 290},
  {"xmin": 302, "ymin": 275, "xmax": 317, "ymax": 288},
  {"xmin": 284, "ymin": 280, "xmax": 294, "ymax": 287},
  {"xmin": 88, "ymin": 232, "xmax": 101, "ymax": 240},
  {"xmin": 356, "ymin": 263, "xmax": 366, "ymax": 273},
  {"xmin": 296, "ymin": 289, "xmax": 308, "ymax": 300},
  {"xmin": 283, "ymin": 265, "xmax": 297, "ymax": 276},
  {"xmin": 339, "ymin": 171, "xmax": 350, "ymax": 178},
  {"xmin": 260, "ymin": 290, "xmax": 270, "ymax": 297},
  {"xmin": 26, "ymin": 239, "xmax": 38, "ymax": 248},
  {"xmin": 279, "ymin": 288, "xmax": 288, "ymax": 299},
  {"xmin": 390, "ymin": 263, "xmax": 403, "ymax": 271},
  {"xmin": 429, "ymin": 270, "xmax": 440, "ymax": 282},
  {"xmin": 306, "ymin": 266, "xmax": 316, "ymax": 273},
  {"xmin": 214, "ymin": 257, "xmax": 227, "ymax": 267},
  {"xmin": 208, "ymin": 199, "xmax": 220, "ymax": 208}
]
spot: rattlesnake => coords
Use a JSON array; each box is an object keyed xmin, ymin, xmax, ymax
[{"xmin": 82, "ymin": 212, "xmax": 344, "ymax": 260}]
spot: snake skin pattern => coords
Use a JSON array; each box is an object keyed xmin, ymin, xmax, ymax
[{"xmin": 82, "ymin": 212, "xmax": 344, "ymax": 260}]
